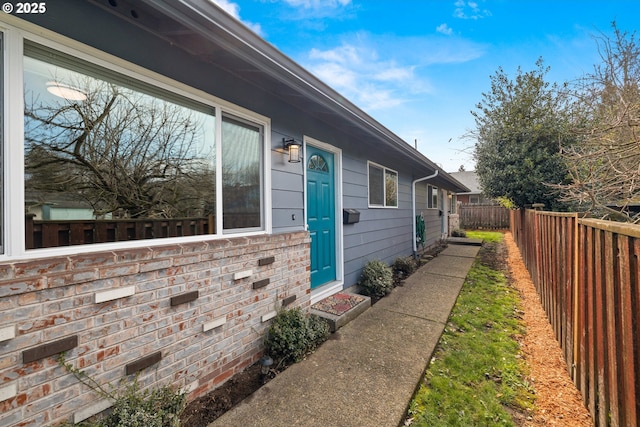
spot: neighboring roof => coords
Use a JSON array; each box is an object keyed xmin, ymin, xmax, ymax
[
  {"xmin": 84, "ymin": 0, "xmax": 469, "ymax": 193},
  {"xmin": 448, "ymin": 171, "xmax": 482, "ymax": 195}
]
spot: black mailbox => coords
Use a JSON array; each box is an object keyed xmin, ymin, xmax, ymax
[{"xmin": 343, "ymin": 209, "xmax": 360, "ymax": 224}]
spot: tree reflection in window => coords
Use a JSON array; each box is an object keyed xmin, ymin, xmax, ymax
[
  {"xmin": 21, "ymin": 43, "xmax": 267, "ymax": 249},
  {"xmin": 308, "ymin": 154, "xmax": 328, "ymax": 172},
  {"xmin": 221, "ymin": 115, "xmax": 262, "ymax": 230},
  {"xmin": 23, "ymin": 52, "xmax": 216, "ymax": 223}
]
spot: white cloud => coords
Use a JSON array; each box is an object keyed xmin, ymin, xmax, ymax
[
  {"xmin": 283, "ymin": 0, "xmax": 351, "ymax": 9},
  {"xmin": 304, "ymin": 38, "xmax": 425, "ymax": 111},
  {"xmin": 436, "ymin": 23, "xmax": 453, "ymax": 35},
  {"xmin": 302, "ymin": 32, "xmax": 487, "ymax": 112},
  {"xmin": 453, "ymin": 0, "xmax": 491, "ymax": 20},
  {"xmin": 209, "ymin": 0, "xmax": 263, "ymax": 35}
]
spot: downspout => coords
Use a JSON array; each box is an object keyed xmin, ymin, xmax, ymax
[{"xmin": 412, "ymin": 170, "xmax": 439, "ymax": 257}]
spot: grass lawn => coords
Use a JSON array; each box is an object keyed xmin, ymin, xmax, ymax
[{"xmin": 405, "ymin": 231, "xmax": 534, "ymax": 426}]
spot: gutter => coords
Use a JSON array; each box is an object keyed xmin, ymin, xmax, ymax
[{"xmin": 412, "ymin": 170, "xmax": 439, "ymax": 256}]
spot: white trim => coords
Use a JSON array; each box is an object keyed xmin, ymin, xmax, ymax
[
  {"xmin": 304, "ymin": 136, "xmax": 344, "ymax": 302},
  {"xmin": 427, "ymin": 184, "xmax": 440, "ymax": 209},
  {"xmin": 0, "ymin": 16, "xmax": 273, "ymax": 260},
  {"xmin": 366, "ymin": 160, "xmax": 399, "ymax": 209},
  {"xmin": 4, "ymin": 28, "xmax": 25, "ymax": 256}
]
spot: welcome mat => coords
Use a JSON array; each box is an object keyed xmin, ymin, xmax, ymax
[{"xmin": 311, "ymin": 293, "xmax": 366, "ymax": 316}]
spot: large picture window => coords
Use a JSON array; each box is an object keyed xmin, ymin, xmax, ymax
[
  {"xmin": 368, "ymin": 162, "xmax": 398, "ymax": 207},
  {"xmin": 19, "ymin": 41, "xmax": 266, "ymax": 250}
]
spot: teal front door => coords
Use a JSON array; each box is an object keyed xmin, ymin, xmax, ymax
[{"xmin": 306, "ymin": 146, "xmax": 336, "ymax": 288}]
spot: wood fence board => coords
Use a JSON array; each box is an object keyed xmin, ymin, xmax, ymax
[
  {"xmin": 585, "ymin": 225, "xmax": 597, "ymax": 421},
  {"xmin": 594, "ymin": 229, "xmax": 609, "ymax": 427},
  {"xmin": 617, "ymin": 236, "xmax": 637, "ymax": 426},
  {"xmin": 604, "ymin": 231, "xmax": 619, "ymax": 426},
  {"xmin": 459, "ymin": 205, "xmax": 510, "ymax": 229}
]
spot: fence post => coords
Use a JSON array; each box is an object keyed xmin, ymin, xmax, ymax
[{"xmin": 572, "ymin": 213, "xmax": 579, "ymax": 382}]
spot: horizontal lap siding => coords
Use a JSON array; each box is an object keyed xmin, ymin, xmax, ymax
[{"xmin": 342, "ymin": 156, "xmax": 431, "ymax": 286}]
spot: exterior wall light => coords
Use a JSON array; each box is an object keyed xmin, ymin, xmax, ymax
[
  {"xmin": 283, "ymin": 138, "xmax": 302, "ymax": 163},
  {"xmin": 259, "ymin": 354, "xmax": 273, "ymax": 383}
]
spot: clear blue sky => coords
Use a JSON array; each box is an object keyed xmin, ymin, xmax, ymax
[{"xmin": 211, "ymin": 0, "xmax": 639, "ymax": 172}]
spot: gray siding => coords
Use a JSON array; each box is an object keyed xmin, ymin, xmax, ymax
[
  {"xmin": 24, "ymin": 1, "xmax": 450, "ymax": 290},
  {"xmin": 343, "ymin": 154, "xmax": 424, "ymax": 287}
]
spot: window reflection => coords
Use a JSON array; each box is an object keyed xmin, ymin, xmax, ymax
[
  {"xmin": 221, "ymin": 115, "xmax": 262, "ymax": 230},
  {"xmin": 23, "ymin": 46, "xmax": 217, "ymax": 247}
]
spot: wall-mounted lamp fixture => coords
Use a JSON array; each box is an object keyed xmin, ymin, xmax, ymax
[{"xmin": 283, "ymin": 138, "xmax": 302, "ymax": 163}]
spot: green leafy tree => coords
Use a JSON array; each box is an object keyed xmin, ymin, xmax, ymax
[{"xmin": 471, "ymin": 58, "xmax": 573, "ymax": 210}]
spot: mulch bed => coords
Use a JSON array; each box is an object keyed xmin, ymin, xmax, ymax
[
  {"xmin": 504, "ymin": 232, "xmax": 593, "ymax": 426},
  {"xmin": 179, "ymin": 362, "xmax": 264, "ymax": 427}
]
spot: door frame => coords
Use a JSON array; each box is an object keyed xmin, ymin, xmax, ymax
[{"xmin": 303, "ymin": 136, "xmax": 344, "ymax": 304}]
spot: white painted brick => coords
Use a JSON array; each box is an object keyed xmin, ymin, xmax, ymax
[
  {"xmin": 233, "ymin": 269, "xmax": 253, "ymax": 280},
  {"xmin": 94, "ymin": 285, "xmax": 136, "ymax": 303},
  {"xmin": 0, "ymin": 383, "xmax": 17, "ymax": 402},
  {"xmin": 73, "ymin": 399, "xmax": 113, "ymax": 423},
  {"xmin": 203, "ymin": 317, "xmax": 226, "ymax": 332},
  {"xmin": 0, "ymin": 325, "xmax": 15, "ymax": 342},
  {"xmin": 261, "ymin": 311, "xmax": 277, "ymax": 322}
]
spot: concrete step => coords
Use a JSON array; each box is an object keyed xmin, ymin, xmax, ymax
[
  {"xmin": 311, "ymin": 292, "xmax": 371, "ymax": 332},
  {"xmin": 446, "ymin": 236, "xmax": 483, "ymax": 246}
]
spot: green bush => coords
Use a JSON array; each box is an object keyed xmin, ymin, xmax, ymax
[
  {"xmin": 264, "ymin": 308, "xmax": 330, "ymax": 364},
  {"xmin": 451, "ymin": 229, "xmax": 467, "ymax": 237},
  {"xmin": 393, "ymin": 256, "xmax": 418, "ymax": 276},
  {"xmin": 359, "ymin": 260, "xmax": 393, "ymax": 299},
  {"xmin": 98, "ymin": 380, "xmax": 186, "ymax": 427},
  {"xmin": 58, "ymin": 354, "xmax": 186, "ymax": 427}
]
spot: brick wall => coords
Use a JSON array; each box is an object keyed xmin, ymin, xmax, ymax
[{"xmin": 0, "ymin": 231, "xmax": 310, "ymax": 426}]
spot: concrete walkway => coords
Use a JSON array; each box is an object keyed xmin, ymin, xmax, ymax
[{"xmin": 209, "ymin": 243, "xmax": 481, "ymax": 427}]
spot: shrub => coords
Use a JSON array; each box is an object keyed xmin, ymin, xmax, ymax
[
  {"xmin": 393, "ymin": 256, "xmax": 418, "ymax": 276},
  {"xmin": 100, "ymin": 380, "xmax": 186, "ymax": 427},
  {"xmin": 359, "ymin": 260, "xmax": 394, "ymax": 299},
  {"xmin": 58, "ymin": 353, "xmax": 186, "ymax": 427},
  {"xmin": 451, "ymin": 229, "xmax": 467, "ymax": 238},
  {"xmin": 264, "ymin": 308, "xmax": 330, "ymax": 364}
]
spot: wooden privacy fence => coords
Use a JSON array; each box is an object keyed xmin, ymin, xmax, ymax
[
  {"xmin": 459, "ymin": 204, "xmax": 510, "ymax": 229},
  {"xmin": 511, "ymin": 209, "xmax": 639, "ymax": 427},
  {"xmin": 24, "ymin": 213, "xmax": 262, "ymax": 248}
]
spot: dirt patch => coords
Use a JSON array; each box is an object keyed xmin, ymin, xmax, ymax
[
  {"xmin": 504, "ymin": 232, "xmax": 593, "ymax": 427},
  {"xmin": 180, "ymin": 363, "xmax": 265, "ymax": 427}
]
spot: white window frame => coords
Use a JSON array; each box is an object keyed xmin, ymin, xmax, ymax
[
  {"xmin": 367, "ymin": 161, "xmax": 398, "ymax": 208},
  {"xmin": 427, "ymin": 185, "xmax": 439, "ymax": 209},
  {"xmin": 0, "ymin": 17, "xmax": 272, "ymax": 260}
]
